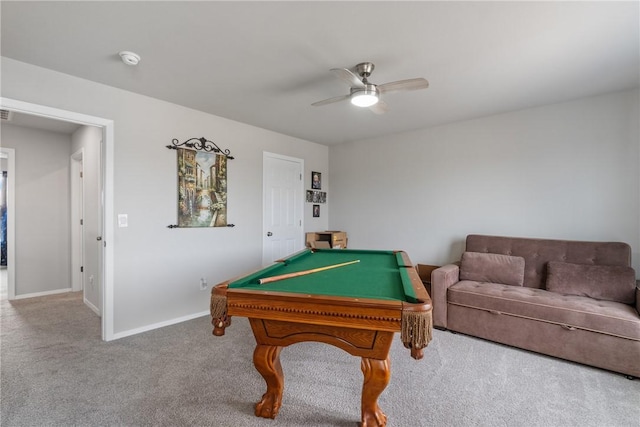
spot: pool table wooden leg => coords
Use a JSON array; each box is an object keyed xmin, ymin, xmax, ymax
[
  {"xmin": 360, "ymin": 355, "xmax": 390, "ymax": 427},
  {"xmin": 253, "ymin": 344, "xmax": 284, "ymax": 419}
]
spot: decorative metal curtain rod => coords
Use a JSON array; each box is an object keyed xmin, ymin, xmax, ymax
[
  {"xmin": 166, "ymin": 137, "xmax": 234, "ymax": 159},
  {"xmin": 167, "ymin": 224, "xmax": 235, "ymax": 228}
]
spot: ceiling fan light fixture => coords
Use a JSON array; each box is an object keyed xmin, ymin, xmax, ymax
[{"xmin": 350, "ymin": 86, "xmax": 379, "ymax": 107}]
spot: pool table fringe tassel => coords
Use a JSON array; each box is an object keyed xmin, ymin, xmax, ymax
[
  {"xmin": 401, "ymin": 310, "xmax": 433, "ymax": 349},
  {"xmin": 210, "ymin": 293, "xmax": 227, "ymax": 319}
]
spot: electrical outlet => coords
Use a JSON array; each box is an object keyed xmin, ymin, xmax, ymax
[
  {"xmin": 200, "ymin": 277, "xmax": 207, "ymax": 290},
  {"xmin": 89, "ymin": 275, "xmax": 94, "ymax": 288}
]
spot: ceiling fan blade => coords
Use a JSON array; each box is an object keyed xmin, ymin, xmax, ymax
[
  {"xmin": 311, "ymin": 94, "xmax": 350, "ymax": 107},
  {"xmin": 330, "ymin": 68, "xmax": 365, "ymax": 89},
  {"xmin": 377, "ymin": 78, "xmax": 429, "ymax": 93},
  {"xmin": 369, "ymin": 100, "xmax": 389, "ymax": 115}
]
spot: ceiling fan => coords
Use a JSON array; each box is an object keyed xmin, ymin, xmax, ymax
[{"xmin": 311, "ymin": 62, "xmax": 429, "ymax": 114}]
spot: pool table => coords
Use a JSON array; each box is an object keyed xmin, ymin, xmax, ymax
[{"xmin": 210, "ymin": 248, "xmax": 432, "ymax": 427}]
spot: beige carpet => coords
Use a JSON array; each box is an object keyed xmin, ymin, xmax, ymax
[{"xmin": 1, "ymin": 292, "xmax": 639, "ymax": 426}]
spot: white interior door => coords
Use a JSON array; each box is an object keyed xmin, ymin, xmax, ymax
[
  {"xmin": 81, "ymin": 129, "xmax": 103, "ymax": 317},
  {"xmin": 263, "ymin": 152, "xmax": 304, "ymax": 266},
  {"xmin": 70, "ymin": 149, "xmax": 84, "ymax": 293}
]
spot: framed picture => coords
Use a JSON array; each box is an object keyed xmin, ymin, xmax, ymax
[
  {"xmin": 313, "ymin": 204, "xmax": 320, "ymax": 217},
  {"xmin": 306, "ymin": 190, "xmax": 326, "ymax": 203},
  {"xmin": 311, "ymin": 171, "xmax": 322, "ymax": 189},
  {"xmin": 177, "ymin": 148, "xmax": 228, "ymax": 227}
]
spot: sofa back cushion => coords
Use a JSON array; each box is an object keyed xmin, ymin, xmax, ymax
[
  {"xmin": 546, "ymin": 262, "xmax": 636, "ymax": 304},
  {"xmin": 466, "ymin": 235, "xmax": 632, "ymax": 289},
  {"xmin": 460, "ymin": 252, "xmax": 525, "ymax": 286}
]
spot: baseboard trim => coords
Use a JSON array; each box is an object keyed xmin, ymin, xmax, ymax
[
  {"xmin": 84, "ymin": 297, "xmax": 101, "ymax": 316},
  {"xmin": 110, "ymin": 310, "xmax": 210, "ymax": 340},
  {"xmin": 13, "ymin": 287, "xmax": 73, "ymax": 300}
]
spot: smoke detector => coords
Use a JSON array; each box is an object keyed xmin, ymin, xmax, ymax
[{"xmin": 119, "ymin": 51, "xmax": 141, "ymax": 66}]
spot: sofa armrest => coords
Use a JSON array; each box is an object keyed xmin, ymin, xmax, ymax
[{"xmin": 432, "ymin": 264, "xmax": 460, "ymax": 329}]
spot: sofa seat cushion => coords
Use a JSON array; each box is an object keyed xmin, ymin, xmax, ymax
[{"xmin": 448, "ymin": 281, "xmax": 640, "ymax": 341}]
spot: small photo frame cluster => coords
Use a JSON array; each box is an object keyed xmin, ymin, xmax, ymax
[{"xmin": 309, "ymin": 171, "xmax": 325, "ymax": 218}]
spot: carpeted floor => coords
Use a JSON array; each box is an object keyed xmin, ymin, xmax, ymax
[{"xmin": 1, "ymin": 292, "xmax": 639, "ymax": 426}]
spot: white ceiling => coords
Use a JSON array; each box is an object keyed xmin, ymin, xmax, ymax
[
  {"xmin": 2, "ymin": 1, "xmax": 638, "ymax": 146},
  {"xmin": 2, "ymin": 112, "xmax": 82, "ymax": 135}
]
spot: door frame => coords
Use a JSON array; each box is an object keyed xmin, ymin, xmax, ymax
[
  {"xmin": 0, "ymin": 97, "xmax": 115, "ymax": 341},
  {"xmin": 0, "ymin": 147, "xmax": 15, "ymax": 300},
  {"xmin": 262, "ymin": 151, "xmax": 304, "ymax": 266}
]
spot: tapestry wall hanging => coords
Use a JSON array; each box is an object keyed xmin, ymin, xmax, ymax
[{"xmin": 167, "ymin": 137, "xmax": 234, "ymax": 228}]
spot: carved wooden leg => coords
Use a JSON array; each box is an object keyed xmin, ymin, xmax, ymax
[
  {"xmin": 360, "ymin": 356, "xmax": 390, "ymax": 427},
  {"xmin": 253, "ymin": 344, "xmax": 284, "ymax": 419}
]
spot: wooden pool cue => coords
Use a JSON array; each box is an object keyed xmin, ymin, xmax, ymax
[{"xmin": 258, "ymin": 259, "xmax": 360, "ymax": 285}]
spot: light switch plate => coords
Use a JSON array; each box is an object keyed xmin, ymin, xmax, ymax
[{"xmin": 118, "ymin": 214, "xmax": 128, "ymax": 228}]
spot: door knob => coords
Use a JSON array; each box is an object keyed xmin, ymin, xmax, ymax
[{"xmin": 267, "ymin": 232, "xmax": 273, "ymax": 237}]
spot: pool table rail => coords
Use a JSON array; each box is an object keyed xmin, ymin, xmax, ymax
[
  {"xmin": 211, "ymin": 269, "xmax": 432, "ymax": 357},
  {"xmin": 217, "ymin": 284, "xmax": 407, "ymax": 330}
]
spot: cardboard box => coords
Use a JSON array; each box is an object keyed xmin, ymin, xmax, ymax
[
  {"xmin": 416, "ymin": 264, "xmax": 439, "ymax": 283},
  {"xmin": 416, "ymin": 264, "xmax": 439, "ymax": 296},
  {"xmin": 309, "ymin": 241, "xmax": 331, "ymax": 249},
  {"xmin": 329, "ymin": 231, "xmax": 347, "ymax": 249},
  {"xmin": 306, "ymin": 231, "xmax": 348, "ymax": 249}
]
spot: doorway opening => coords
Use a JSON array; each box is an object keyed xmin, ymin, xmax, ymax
[
  {"xmin": 0, "ymin": 148, "xmax": 14, "ymax": 300},
  {"xmin": 0, "ymin": 97, "xmax": 114, "ymax": 340}
]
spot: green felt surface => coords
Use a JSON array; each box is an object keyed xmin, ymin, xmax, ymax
[{"xmin": 229, "ymin": 249, "xmax": 417, "ymax": 302}]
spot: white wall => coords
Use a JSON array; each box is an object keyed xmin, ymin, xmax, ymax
[
  {"xmin": 330, "ymin": 89, "xmax": 640, "ymax": 275},
  {"xmin": 1, "ymin": 57, "xmax": 329, "ymax": 336},
  {"xmin": 0, "ymin": 123, "xmax": 73, "ymax": 295},
  {"xmin": 71, "ymin": 125, "xmax": 102, "ymax": 311}
]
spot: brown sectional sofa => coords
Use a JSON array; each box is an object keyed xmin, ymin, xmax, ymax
[{"xmin": 432, "ymin": 235, "xmax": 640, "ymax": 378}]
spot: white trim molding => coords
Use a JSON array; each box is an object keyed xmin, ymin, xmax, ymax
[
  {"xmin": 110, "ymin": 311, "xmax": 210, "ymax": 340},
  {"xmin": 13, "ymin": 288, "xmax": 73, "ymax": 300}
]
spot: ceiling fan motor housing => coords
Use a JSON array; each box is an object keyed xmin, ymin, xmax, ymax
[
  {"xmin": 355, "ymin": 62, "xmax": 375, "ymax": 79},
  {"xmin": 351, "ymin": 84, "xmax": 378, "ymax": 97}
]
